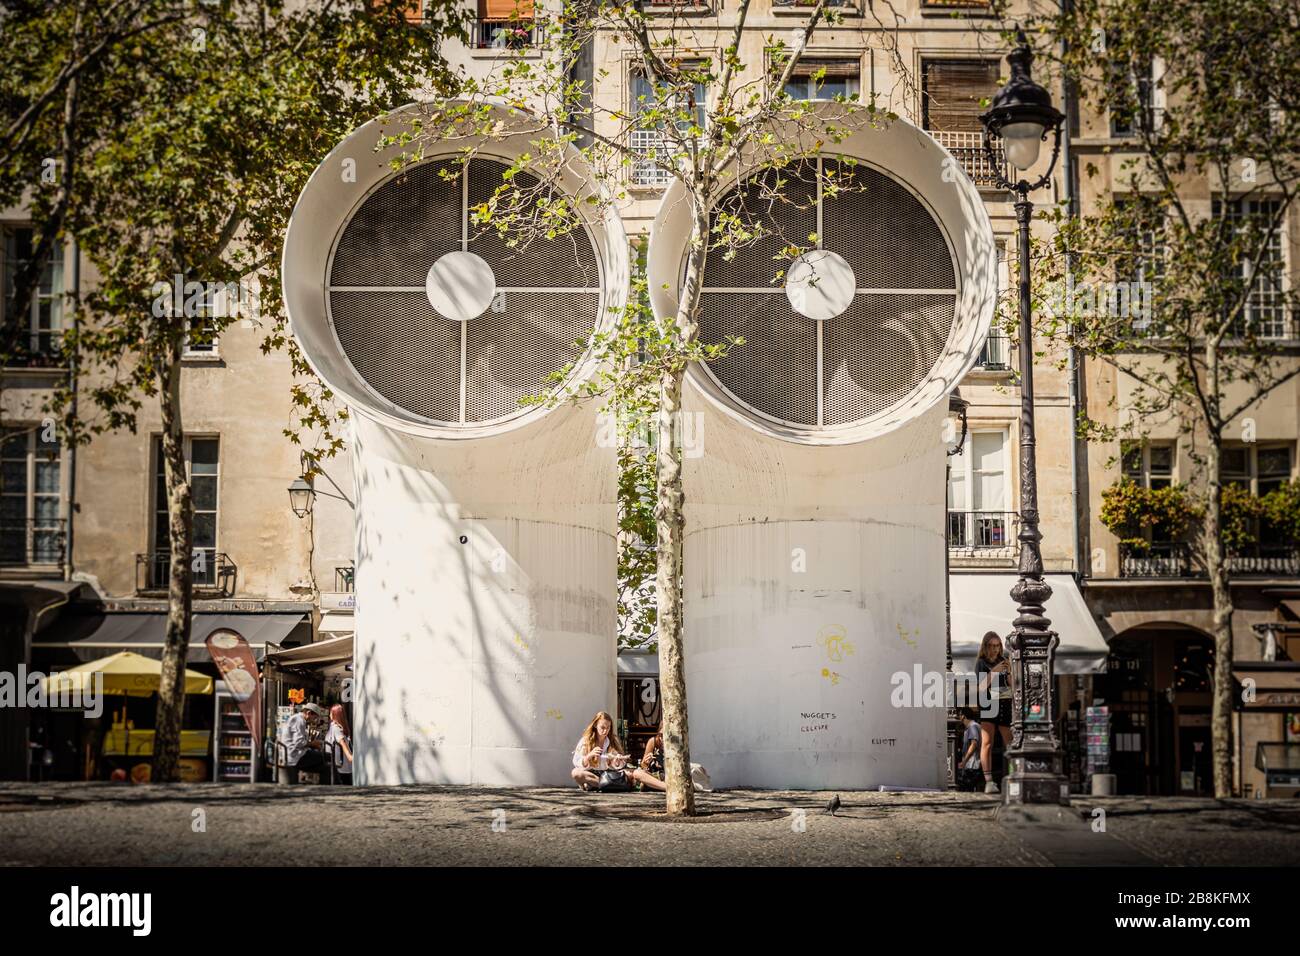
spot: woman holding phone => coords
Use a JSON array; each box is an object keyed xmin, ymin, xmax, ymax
[
  {"xmin": 631, "ymin": 721, "xmax": 668, "ymax": 792},
  {"xmin": 976, "ymin": 631, "xmax": 1013, "ymax": 794}
]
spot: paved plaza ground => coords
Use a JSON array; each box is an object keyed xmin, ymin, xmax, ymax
[{"xmin": 2, "ymin": 782, "xmax": 1298, "ymax": 866}]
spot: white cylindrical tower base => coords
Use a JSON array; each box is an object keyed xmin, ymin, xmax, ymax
[
  {"xmin": 350, "ymin": 406, "xmax": 616, "ymax": 786},
  {"xmin": 683, "ymin": 397, "xmax": 948, "ymax": 790}
]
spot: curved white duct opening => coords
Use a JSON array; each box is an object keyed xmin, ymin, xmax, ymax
[
  {"xmin": 648, "ymin": 103, "xmax": 998, "ymax": 789},
  {"xmin": 284, "ymin": 103, "xmax": 627, "ymax": 784}
]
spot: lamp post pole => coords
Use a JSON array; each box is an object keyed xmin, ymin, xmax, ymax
[{"xmin": 980, "ymin": 31, "xmax": 1069, "ymax": 805}]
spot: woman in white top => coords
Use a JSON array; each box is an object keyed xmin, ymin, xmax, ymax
[
  {"xmin": 324, "ymin": 703, "xmax": 353, "ymax": 784},
  {"xmin": 570, "ymin": 711, "xmax": 628, "ymax": 790}
]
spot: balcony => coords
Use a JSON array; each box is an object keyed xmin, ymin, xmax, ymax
[
  {"xmin": 640, "ymin": 0, "xmax": 713, "ymax": 11},
  {"xmin": 975, "ymin": 329, "xmax": 1011, "ymax": 371},
  {"xmin": 928, "ymin": 130, "xmax": 1009, "ymax": 189},
  {"xmin": 948, "ymin": 510, "xmax": 1019, "ymax": 562},
  {"xmin": 0, "ymin": 518, "xmax": 66, "ymax": 568},
  {"xmin": 136, "ymin": 551, "xmax": 237, "ymax": 597},
  {"xmin": 335, "ymin": 565, "xmax": 355, "ymax": 593},
  {"xmin": 472, "ymin": 17, "xmax": 541, "ymax": 50},
  {"xmin": 772, "ymin": 0, "xmax": 856, "ymax": 9},
  {"xmin": 1119, "ymin": 542, "xmax": 1300, "ymax": 578}
]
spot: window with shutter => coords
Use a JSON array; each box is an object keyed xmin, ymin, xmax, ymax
[{"xmin": 921, "ymin": 59, "xmax": 1000, "ymax": 133}]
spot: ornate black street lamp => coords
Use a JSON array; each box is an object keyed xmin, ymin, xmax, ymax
[{"xmin": 980, "ymin": 30, "xmax": 1068, "ymax": 806}]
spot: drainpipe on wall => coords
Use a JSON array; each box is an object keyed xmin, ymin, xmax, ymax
[
  {"xmin": 1061, "ymin": 0, "xmax": 1086, "ymax": 582},
  {"xmin": 64, "ymin": 239, "xmax": 80, "ymax": 582}
]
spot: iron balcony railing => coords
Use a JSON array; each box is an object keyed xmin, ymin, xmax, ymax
[
  {"xmin": 335, "ymin": 565, "xmax": 355, "ymax": 593},
  {"xmin": 1119, "ymin": 542, "xmax": 1300, "ymax": 578},
  {"xmin": 947, "ymin": 510, "xmax": 1019, "ymax": 559},
  {"xmin": 136, "ymin": 551, "xmax": 236, "ymax": 596},
  {"xmin": 473, "ymin": 17, "xmax": 542, "ymax": 50},
  {"xmin": 0, "ymin": 518, "xmax": 66, "ymax": 567},
  {"xmin": 1, "ymin": 328, "xmax": 65, "ymax": 368},
  {"xmin": 976, "ymin": 329, "xmax": 1011, "ymax": 370},
  {"xmin": 928, "ymin": 129, "xmax": 1010, "ymax": 189}
]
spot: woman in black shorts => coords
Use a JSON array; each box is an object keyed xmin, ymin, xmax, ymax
[
  {"xmin": 975, "ymin": 631, "xmax": 1013, "ymax": 794},
  {"xmin": 631, "ymin": 722, "xmax": 668, "ymax": 792}
]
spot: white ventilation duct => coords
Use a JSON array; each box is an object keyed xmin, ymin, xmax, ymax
[
  {"xmin": 647, "ymin": 103, "xmax": 997, "ymax": 789},
  {"xmin": 284, "ymin": 103, "xmax": 627, "ymax": 784}
]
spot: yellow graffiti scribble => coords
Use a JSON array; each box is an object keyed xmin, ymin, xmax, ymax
[
  {"xmin": 896, "ymin": 623, "xmax": 919, "ymax": 649},
  {"xmin": 817, "ymin": 624, "xmax": 855, "ymax": 663},
  {"xmin": 545, "ymin": 708, "xmax": 563, "ymax": 720},
  {"xmin": 820, "ymin": 667, "xmax": 841, "ymax": 686},
  {"xmin": 513, "ymin": 633, "xmax": 529, "ymax": 650}
]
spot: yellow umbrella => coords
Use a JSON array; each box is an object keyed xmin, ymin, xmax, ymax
[{"xmin": 42, "ymin": 650, "xmax": 214, "ymax": 697}]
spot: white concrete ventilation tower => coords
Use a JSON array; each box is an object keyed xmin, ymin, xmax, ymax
[
  {"xmin": 648, "ymin": 103, "xmax": 998, "ymax": 789},
  {"xmin": 283, "ymin": 103, "xmax": 628, "ymax": 785}
]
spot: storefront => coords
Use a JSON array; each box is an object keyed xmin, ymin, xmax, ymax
[
  {"xmin": 24, "ymin": 597, "xmax": 309, "ymax": 782},
  {"xmin": 1234, "ymin": 658, "xmax": 1300, "ymax": 798},
  {"xmin": 949, "ymin": 572, "xmax": 1111, "ymax": 792}
]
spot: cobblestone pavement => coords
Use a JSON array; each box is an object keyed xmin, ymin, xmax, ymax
[{"xmin": 1, "ymin": 783, "xmax": 1298, "ymax": 866}]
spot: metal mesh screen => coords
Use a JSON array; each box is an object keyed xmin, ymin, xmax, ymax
[
  {"xmin": 696, "ymin": 156, "xmax": 957, "ymax": 428},
  {"xmin": 697, "ymin": 292, "xmax": 818, "ymax": 425},
  {"xmin": 330, "ymin": 291, "xmax": 461, "ymax": 421},
  {"xmin": 467, "ymin": 162, "xmax": 600, "ymax": 288},
  {"xmin": 822, "ymin": 160, "xmax": 955, "ymax": 289},
  {"xmin": 701, "ymin": 163, "xmax": 817, "ymax": 288},
  {"xmin": 823, "ymin": 294, "xmax": 954, "ymax": 426},
  {"xmin": 332, "ymin": 161, "xmax": 462, "ymax": 286},
  {"xmin": 465, "ymin": 292, "xmax": 599, "ymax": 422},
  {"xmin": 327, "ymin": 157, "xmax": 602, "ymax": 425}
]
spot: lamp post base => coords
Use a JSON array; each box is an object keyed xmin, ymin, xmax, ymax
[{"xmin": 1003, "ymin": 751, "xmax": 1070, "ymax": 805}]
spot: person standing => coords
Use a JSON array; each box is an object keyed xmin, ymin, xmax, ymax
[
  {"xmin": 957, "ymin": 708, "xmax": 982, "ymax": 791},
  {"xmin": 976, "ymin": 632, "xmax": 1014, "ymax": 794}
]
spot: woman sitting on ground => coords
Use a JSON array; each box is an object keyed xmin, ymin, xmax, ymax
[
  {"xmin": 570, "ymin": 711, "xmax": 629, "ymax": 790},
  {"xmin": 631, "ymin": 722, "xmax": 668, "ymax": 792}
]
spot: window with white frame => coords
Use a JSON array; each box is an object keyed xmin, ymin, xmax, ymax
[
  {"xmin": 1223, "ymin": 443, "xmax": 1294, "ymax": 550},
  {"xmin": 629, "ymin": 65, "xmax": 707, "ymax": 188},
  {"xmin": 0, "ymin": 426, "xmax": 63, "ymax": 565},
  {"xmin": 1216, "ymin": 198, "xmax": 1288, "ymax": 339},
  {"xmin": 1222, "ymin": 443, "xmax": 1293, "ymax": 495},
  {"xmin": 151, "ymin": 436, "xmax": 220, "ymax": 587},
  {"xmin": 782, "ymin": 57, "xmax": 860, "ymax": 101},
  {"xmin": 1, "ymin": 226, "xmax": 64, "ymax": 361},
  {"xmin": 947, "ymin": 429, "xmax": 1011, "ymax": 549},
  {"xmin": 1122, "ymin": 440, "xmax": 1174, "ymax": 490}
]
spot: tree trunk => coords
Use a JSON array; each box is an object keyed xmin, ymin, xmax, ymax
[
  {"xmin": 655, "ymin": 363, "xmax": 693, "ymax": 816},
  {"xmin": 1204, "ymin": 429, "xmax": 1235, "ymax": 798},
  {"xmin": 152, "ymin": 349, "xmax": 193, "ymax": 783},
  {"xmin": 654, "ymin": 206, "xmax": 709, "ymax": 817}
]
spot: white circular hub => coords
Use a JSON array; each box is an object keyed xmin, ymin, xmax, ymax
[
  {"xmin": 425, "ymin": 250, "xmax": 497, "ymax": 322},
  {"xmin": 784, "ymin": 249, "xmax": 855, "ymax": 321}
]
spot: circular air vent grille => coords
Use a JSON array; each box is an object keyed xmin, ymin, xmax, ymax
[
  {"xmin": 697, "ymin": 158, "xmax": 957, "ymax": 428},
  {"xmin": 327, "ymin": 157, "xmax": 603, "ymax": 425}
]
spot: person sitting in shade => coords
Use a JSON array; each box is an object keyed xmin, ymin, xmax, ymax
[{"xmin": 283, "ymin": 701, "xmax": 327, "ymax": 783}]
